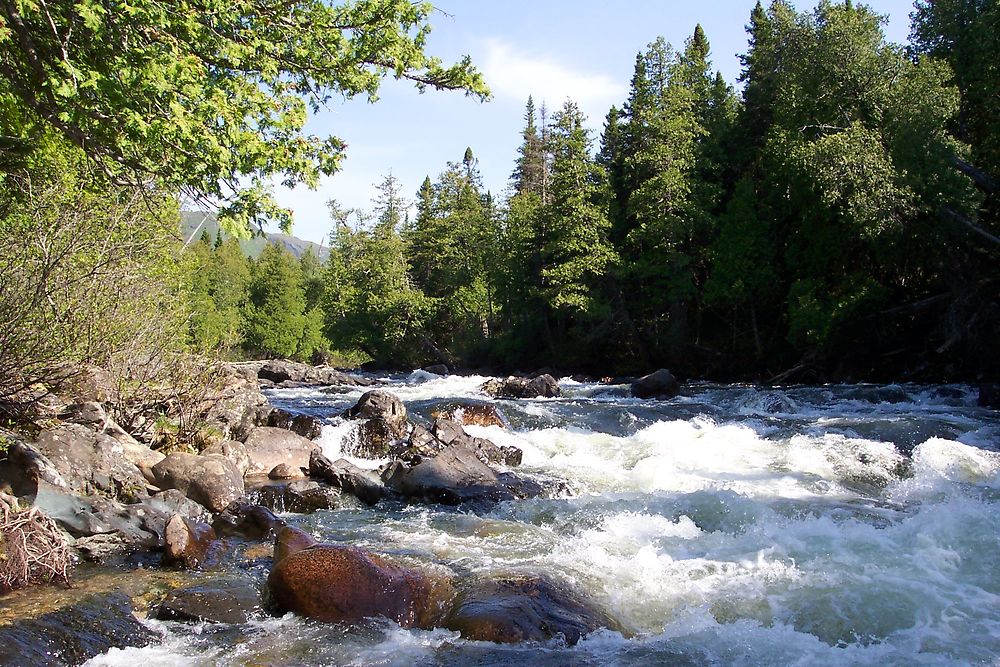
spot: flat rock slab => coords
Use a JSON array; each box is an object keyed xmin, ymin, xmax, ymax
[{"xmin": 153, "ymin": 579, "xmax": 260, "ymax": 624}]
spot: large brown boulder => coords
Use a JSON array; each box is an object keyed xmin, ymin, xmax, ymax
[
  {"xmin": 151, "ymin": 453, "xmax": 244, "ymax": 513},
  {"xmin": 242, "ymin": 427, "xmax": 318, "ymax": 475},
  {"xmin": 33, "ymin": 423, "xmax": 148, "ymax": 502},
  {"xmin": 444, "ymin": 575, "xmax": 622, "ymax": 645},
  {"xmin": 480, "ymin": 375, "xmax": 561, "ymax": 399},
  {"xmin": 342, "ymin": 390, "xmax": 409, "ymax": 458},
  {"xmin": 163, "ymin": 514, "xmax": 220, "ymax": 568},
  {"xmin": 153, "ymin": 578, "xmax": 260, "ymax": 624},
  {"xmin": 630, "ymin": 369, "xmax": 680, "ymax": 399},
  {"xmin": 267, "ymin": 527, "xmax": 450, "ymax": 627},
  {"xmin": 432, "ymin": 402, "xmax": 507, "ymax": 428}
]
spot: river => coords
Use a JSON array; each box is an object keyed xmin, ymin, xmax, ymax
[{"xmin": 86, "ymin": 373, "xmax": 1000, "ymax": 666}]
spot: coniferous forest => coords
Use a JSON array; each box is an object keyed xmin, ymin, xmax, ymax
[{"xmin": 3, "ymin": 0, "xmax": 999, "ymax": 395}]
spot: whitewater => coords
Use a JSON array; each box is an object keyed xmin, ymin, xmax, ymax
[{"xmin": 87, "ymin": 373, "xmax": 1000, "ymax": 666}]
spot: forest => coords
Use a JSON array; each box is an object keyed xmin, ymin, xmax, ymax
[{"xmin": 2, "ymin": 0, "xmax": 999, "ymax": 400}]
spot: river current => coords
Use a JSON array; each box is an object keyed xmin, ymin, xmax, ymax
[{"xmin": 87, "ymin": 373, "xmax": 1000, "ymax": 666}]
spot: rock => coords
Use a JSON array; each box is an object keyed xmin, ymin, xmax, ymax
[
  {"xmin": 630, "ymin": 369, "xmax": 680, "ymax": 399},
  {"xmin": 0, "ymin": 592, "xmax": 156, "ymax": 666},
  {"xmin": 243, "ymin": 427, "xmax": 319, "ymax": 475},
  {"xmin": 432, "ymin": 402, "xmax": 507, "ymax": 428},
  {"xmin": 151, "ymin": 453, "xmax": 245, "ymax": 513},
  {"xmin": 432, "ymin": 418, "xmax": 521, "ymax": 468},
  {"xmin": 145, "ymin": 489, "xmax": 212, "ymax": 525},
  {"xmin": 480, "ymin": 374, "xmax": 561, "ymax": 399},
  {"xmin": 382, "ymin": 444, "xmax": 516, "ymax": 506},
  {"xmin": 349, "ymin": 417, "xmax": 407, "ymax": 458},
  {"xmin": 266, "ymin": 408, "xmax": 324, "ymax": 440},
  {"xmin": 31, "ymin": 480, "xmax": 163, "ymax": 547},
  {"xmin": 258, "ymin": 360, "xmax": 368, "ymax": 387},
  {"xmin": 203, "ymin": 370, "xmax": 269, "ymax": 442},
  {"xmin": 400, "ymin": 424, "xmax": 446, "ymax": 461},
  {"xmin": 309, "ymin": 451, "xmax": 384, "ymax": 506},
  {"xmin": 444, "ymin": 575, "xmax": 622, "ymax": 646},
  {"xmin": 201, "ymin": 439, "xmax": 251, "ymax": 477},
  {"xmin": 422, "ymin": 364, "xmax": 450, "ymax": 375},
  {"xmin": 153, "ymin": 578, "xmax": 260, "ymax": 624},
  {"xmin": 979, "ymin": 383, "xmax": 1000, "ymax": 409},
  {"xmin": 344, "ymin": 390, "xmax": 408, "ymax": 424},
  {"xmin": 266, "ymin": 527, "xmax": 448, "ymax": 627},
  {"xmin": 213, "ymin": 501, "xmax": 285, "ymax": 540},
  {"xmin": 33, "ymin": 423, "xmax": 148, "ymax": 502},
  {"xmin": 248, "ymin": 480, "xmax": 344, "ymax": 514},
  {"xmin": 0, "ymin": 432, "xmax": 68, "ymax": 497},
  {"xmin": 163, "ymin": 514, "xmax": 220, "ymax": 568},
  {"xmin": 268, "ymin": 463, "xmax": 301, "ymax": 480}
]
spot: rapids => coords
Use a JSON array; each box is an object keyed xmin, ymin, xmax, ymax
[{"xmin": 86, "ymin": 374, "xmax": 1000, "ymax": 666}]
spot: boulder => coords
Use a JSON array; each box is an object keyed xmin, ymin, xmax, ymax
[
  {"xmin": 979, "ymin": 383, "xmax": 1000, "ymax": 409},
  {"xmin": 145, "ymin": 489, "xmax": 212, "ymax": 525},
  {"xmin": 480, "ymin": 374, "xmax": 561, "ymax": 399},
  {"xmin": 350, "ymin": 418, "xmax": 407, "ymax": 459},
  {"xmin": 432, "ymin": 402, "xmax": 507, "ymax": 428},
  {"xmin": 432, "ymin": 418, "xmax": 521, "ymax": 468},
  {"xmin": 422, "ymin": 364, "xmax": 450, "ymax": 375},
  {"xmin": 444, "ymin": 575, "xmax": 622, "ymax": 646},
  {"xmin": 0, "ymin": 432, "xmax": 68, "ymax": 497},
  {"xmin": 382, "ymin": 444, "xmax": 516, "ymax": 506},
  {"xmin": 630, "ymin": 369, "xmax": 680, "ymax": 399},
  {"xmin": 266, "ymin": 527, "xmax": 448, "ymax": 627},
  {"xmin": 266, "ymin": 408, "xmax": 324, "ymax": 440},
  {"xmin": 163, "ymin": 514, "xmax": 220, "ymax": 568},
  {"xmin": 33, "ymin": 423, "xmax": 148, "ymax": 502},
  {"xmin": 344, "ymin": 390, "xmax": 408, "ymax": 424},
  {"xmin": 0, "ymin": 593, "xmax": 156, "ymax": 666},
  {"xmin": 309, "ymin": 451, "xmax": 384, "ymax": 506},
  {"xmin": 202, "ymin": 370, "xmax": 269, "ymax": 442},
  {"xmin": 258, "ymin": 360, "xmax": 369, "ymax": 387},
  {"xmin": 248, "ymin": 480, "xmax": 344, "ymax": 514},
  {"xmin": 242, "ymin": 427, "xmax": 318, "ymax": 475},
  {"xmin": 152, "ymin": 578, "xmax": 260, "ymax": 624},
  {"xmin": 212, "ymin": 501, "xmax": 286, "ymax": 540},
  {"xmin": 201, "ymin": 439, "xmax": 251, "ymax": 477},
  {"xmin": 151, "ymin": 453, "xmax": 244, "ymax": 513},
  {"xmin": 268, "ymin": 463, "xmax": 300, "ymax": 480}
]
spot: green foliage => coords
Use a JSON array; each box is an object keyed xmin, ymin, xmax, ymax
[
  {"xmin": 0, "ymin": 0, "xmax": 489, "ymax": 231},
  {"xmin": 243, "ymin": 242, "xmax": 318, "ymax": 360}
]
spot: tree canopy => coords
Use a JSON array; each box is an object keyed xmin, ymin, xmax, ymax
[{"xmin": 0, "ymin": 0, "xmax": 489, "ymax": 231}]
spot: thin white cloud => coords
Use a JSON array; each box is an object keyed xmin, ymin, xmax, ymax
[{"xmin": 481, "ymin": 38, "xmax": 626, "ymax": 120}]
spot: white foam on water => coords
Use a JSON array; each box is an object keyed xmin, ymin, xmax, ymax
[{"xmin": 315, "ymin": 421, "xmax": 387, "ymax": 470}]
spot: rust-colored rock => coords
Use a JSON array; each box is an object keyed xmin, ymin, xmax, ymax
[
  {"xmin": 163, "ymin": 514, "xmax": 219, "ymax": 569},
  {"xmin": 432, "ymin": 403, "xmax": 507, "ymax": 428},
  {"xmin": 267, "ymin": 527, "xmax": 449, "ymax": 627}
]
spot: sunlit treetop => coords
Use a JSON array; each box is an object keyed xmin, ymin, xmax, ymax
[{"xmin": 0, "ymin": 0, "xmax": 490, "ymax": 232}]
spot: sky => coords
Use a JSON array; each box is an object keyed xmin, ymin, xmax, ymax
[{"xmin": 272, "ymin": 0, "xmax": 919, "ymax": 246}]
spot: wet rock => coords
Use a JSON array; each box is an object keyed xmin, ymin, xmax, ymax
[
  {"xmin": 348, "ymin": 417, "xmax": 407, "ymax": 458},
  {"xmin": 432, "ymin": 418, "xmax": 521, "ymax": 468},
  {"xmin": 268, "ymin": 463, "xmax": 300, "ymax": 480},
  {"xmin": 32, "ymin": 480, "xmax": 163, "ymax": 548},
  {"xmin": 201, "ymin": 439, "xmax": 251, "ymax": 477},
  {"xmin": 0, "ymin": 592, "xmax": 156, "ymax": 666},
  {"xmin": 153, "ymin": 578, "xmax": 260, "ymax": 624},
  {"xmin": 631, "ymin": 368, "xmax": 680, "ymax": 399},
  {"xmin": 152, "ymin": 453, "xmax": 244, "ymax": 513},
  {"xmin": 309, "ymin": 451, "xmax": 384, "ymax": 506},
  {"xmin": 979, "ymin": 383, "xmax": 1000, "ymax": 409},
  {"xmin": 213, "ymin": 501, "xmax": 285, "ymax": 540},
  {"xmin": 243, "ymin": 427, "xmax": 319, "ymax": 475},
  {"xmin": 33, "ymin": 423, "xmax": 148, "ymax": 502},
  {"xmin": 382, "ymin": 444, "xmax": 518, "ymax": 506},
  {"xmin": 342, "ymin": 390, "xmax": 409, "ymax": 458},
  {"xmin": 0, "ymin": 432, "xmax": 68, "ymax": 497},
  {"xmin": 267, "ymin": 527, "xmax": 447, "ymax": 627},
  {"xmin": 444, "ymin": 575, "xmax": 622, "ymax": 645},
  {"xmin": 422, "ymin": 364, "xmax": 450, "ymax": 375},
  {"xmin": 163, "ymin": 514, "xmax": 220, "ymax": 568},
  {"xmin": 266, "ymin": 408, "xmax": 324, "ymax": 440},
  {"xmin": 432, "ymin": 402, "xmax": 507, "ymax": 428},
  {"xmin": 401, "ymin": 424, "xmax": 446, "ymax": 461},
  {"xmin": 248, "ymin": 479, "xmax": 344, "ymax": 514},
  {"xmin": 344, "ymin": 389, "xmax": 408, "ymax": 424},
  {"xmin": 480, "ymin": 374, "xmax": 561, "ymax": 399}
]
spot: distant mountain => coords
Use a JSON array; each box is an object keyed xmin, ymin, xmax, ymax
[{"xmin": 180, "ymin": 211, "xmax": 328, "ymax": 261}]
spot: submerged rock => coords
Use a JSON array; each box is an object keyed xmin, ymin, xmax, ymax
[
  {"xmin": 480, "ymin": 374, "xmax": 561, "ymax": 399},
  {"xmin": 630, "ymin": 368, "xmax": 680, "ymax": 399},
  {"xmin": 212, "ymin": 501, "xmax": 285, "ymax": 540},
  {"xmin": 266, "ymin": 527, "xmax": 449, "ymax": 627},
  {"xmin": 153, "ymin": 578, "xmax": 260, "ymax": 624},
  {"xmin": 248, "ymin": 479, "xmax": 345, "ymax": 514},
  {"xmin": 444, "ymin": 575, "xmax": 622, "ymax": 645},
  {"xmin": 0, "ymin": 592, "xmax": 156, "ymax": 666}
]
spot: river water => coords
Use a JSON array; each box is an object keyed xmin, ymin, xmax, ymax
[{"xmin": 87, "ymin": 373, "xmax": 1000, "ymax": 666}]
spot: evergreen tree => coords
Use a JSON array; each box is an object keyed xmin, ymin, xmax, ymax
[{"xmin": 244, "ymin": 242, "xmax": 318, "ymax": 360}]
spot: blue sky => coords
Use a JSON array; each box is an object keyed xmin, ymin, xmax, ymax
[{"xmin": 274, "ymin": 0, "xmax": 918, "ymax": 246}]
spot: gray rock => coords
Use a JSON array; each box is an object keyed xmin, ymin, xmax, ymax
[
  {"xmin": 382, "ymin": 444, "xmax": 513, "ymax": 506},
  {"xmin": 343, "ymin": 389, "xmax": 408, "ymax": 424},
  {"xmin": 248, "ymin": 480, "xmax": 344, "ymax": 514},
  {"xmin": 1, "ymin": 431, "xmax": 68, "ymax": 497},
  {"xmin": 480, "ymin": 374, "xmax": 561, "ymax": 399},
  {"xmin": 242, "ymin": 427, "xmax": 318, "ymax": 475},
  {"xmin": 33, "ymin": 423, "xmax": 148, "ymax": 502},
  {"xmin": 631, "ymin": 368, "xmax": 680, "ymax": 399},
  {"xmin": 258, "ymin": 360, "xmax": 368, "ymax": 387},
  {"xmin": 266, "ymin": 408, "xmax": 324, "ymax": 440},
  {"xmin": 152, "ymin": 453, "xmax": 244, "ymax": 513},
  {"xmin": 422, "ymin": 364, "xmax": 450, "ymax": 375},
  {"xmin": 153, "ymin": 578, "xmax": 260, "ymax": 624},
  {"xmin": 145, "ymin": 489, "xmax": 212, "ymax": 525},
  {"xmin": 268, "ymin": 463, "xmax": 300, "ymax": 480},
  {"xmin": 309, "ymin": 451, "xmax": 384, "ymax": 506},
  {"xmin": 212, "ymin": 501, "xmax": 285, "ymax": 539},
  {"xmin": 201, "ymin": 439, "xmax": 251, "ymax": 477}
]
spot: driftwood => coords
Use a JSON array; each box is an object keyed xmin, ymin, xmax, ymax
[{"xmin": 0, "ymin": 493, "xmax": 72, "ymax": 592}]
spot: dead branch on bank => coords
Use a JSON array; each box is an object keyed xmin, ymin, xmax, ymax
[{"xmin": 0, "ymin": 493, "xmax": 72, "ymax": 593}]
